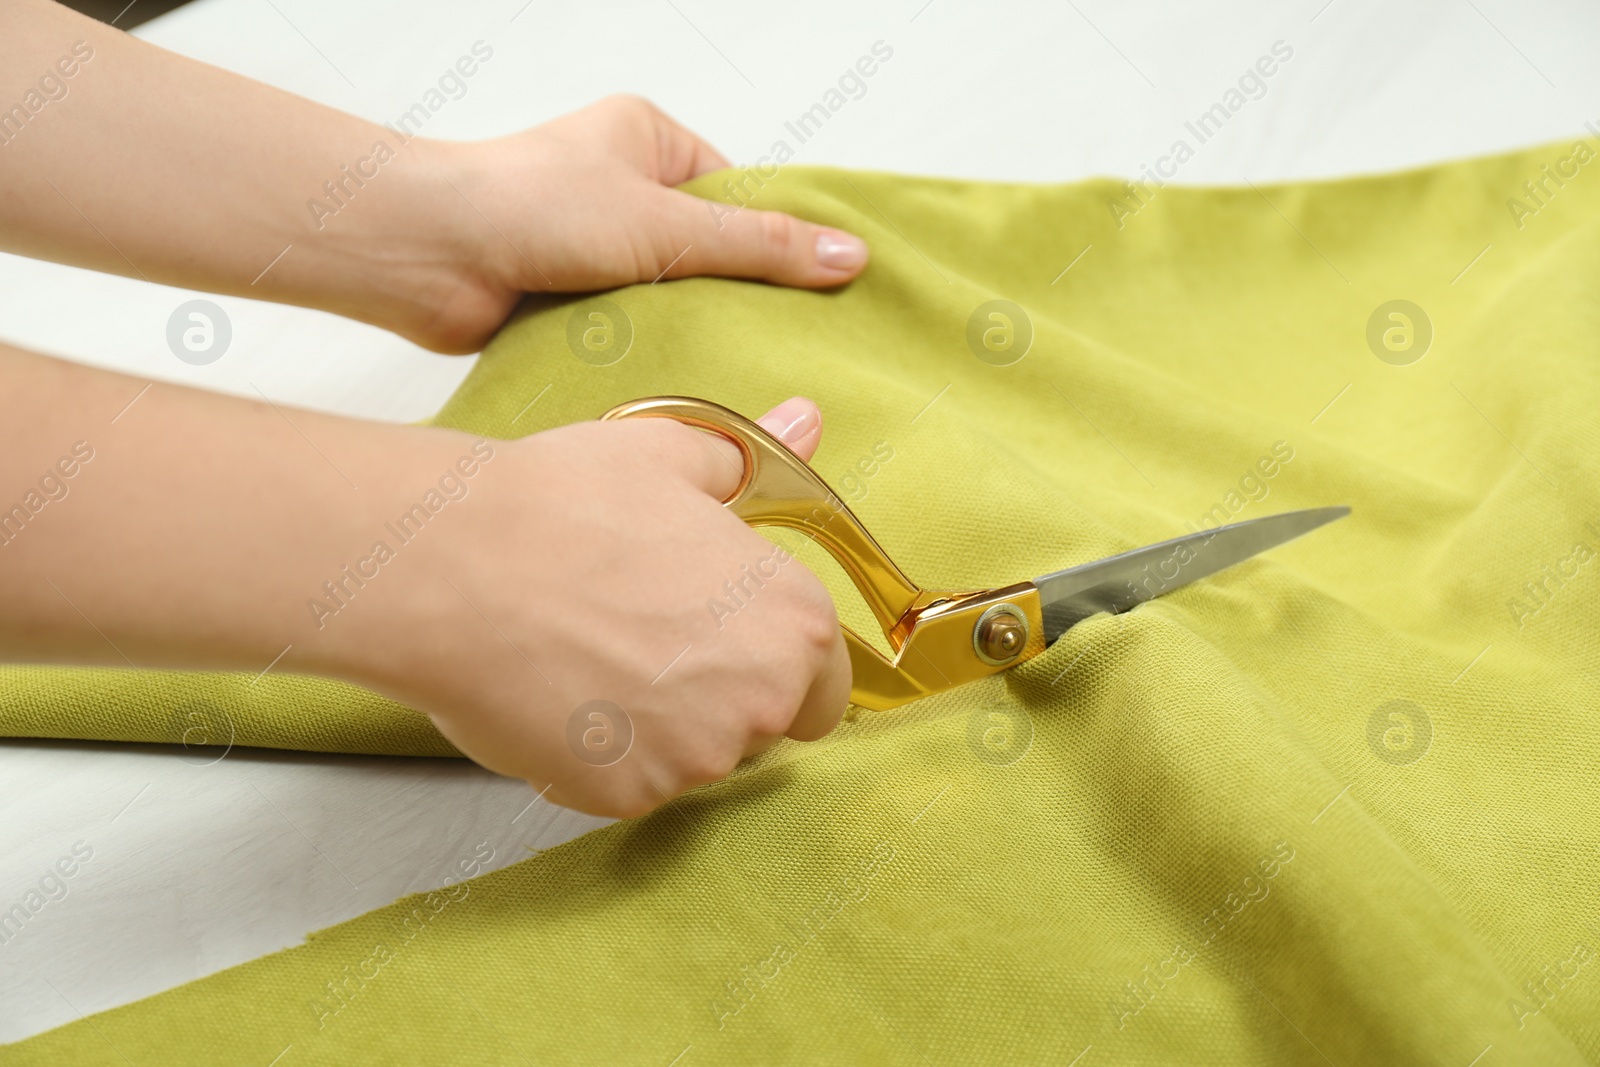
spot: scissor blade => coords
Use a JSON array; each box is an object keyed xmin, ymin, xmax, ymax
[{"xmin": 1034, "ymin": 506, "xmax": 1349, "ymax": 642}]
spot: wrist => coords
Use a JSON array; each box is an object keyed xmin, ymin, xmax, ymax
[
  {"xmin": 289, "ymin": 421, "xmax": 515, "ymax": 694},
  {"xmin": 281, "ymin": 135, "xmax": 519, "ymax": 355}
]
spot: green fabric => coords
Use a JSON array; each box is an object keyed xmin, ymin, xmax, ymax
[
  {"xmin": 9, "ymin": 142, "xmax": 1600, "ymax": 1064},
  {"xmin": 0, "ymin": 664, "xmax": 457, "ymax": 756}
]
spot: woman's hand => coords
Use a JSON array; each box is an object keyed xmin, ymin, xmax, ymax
[
  {"xmin": 0, "ymin": 2, "xmax": 866, "ymax": 355},
  {"xmin": 349, "ymin": 396, "xmax": 851, "ymax": 817},
  {"xmin": 411, "ymin": 96, "xmax": 870, "ymax": 353},
  {"xmin": 0, "ymin": 5, "xmax": 866, "ymax": 353},
  {"xmin": 0, "ymin": 343, "xmax": 851, "ymax": 818}
]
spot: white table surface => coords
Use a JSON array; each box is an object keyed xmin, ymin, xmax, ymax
[{"xmin": 2, "ymin": 0, "xmax": 1596, "ymax": 1045}]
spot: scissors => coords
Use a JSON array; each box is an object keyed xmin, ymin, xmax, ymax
[{"xmin": 602, "ymin": 396, "xmax": 1348, "ymax": 711}]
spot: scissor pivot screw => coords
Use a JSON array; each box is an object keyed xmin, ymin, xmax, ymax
[{"xmin": 973, "ymin": 603, "xmax": 1029, "ymax": 666}]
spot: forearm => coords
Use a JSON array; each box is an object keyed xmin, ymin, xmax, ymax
[
  {"xmin": 0, "ymin": 0, "xmax": 489, "ymax": 350},
  {"xmin": 0, "ymin": 343, "xmax": 472, "ymax": 682}
]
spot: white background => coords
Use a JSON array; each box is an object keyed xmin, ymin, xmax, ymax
[{"xmin": 1, "ymin": 0, "xmax": 1596, "ymax": 1044}]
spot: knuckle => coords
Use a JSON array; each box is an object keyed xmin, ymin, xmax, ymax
[
  {"xmin": 628, "ymin": 414, "xmax": 695, "ymax": 451},
  {"xmin": 792, "ymin": 591, "xmax": 842, "ymax": 659},
  {"xmin": 679, "ymin": 743, "xmax": 740, "ymax": 787},
  {"xmin": 748, "ymin": 697, "xmax": 795, "ymax": 739},
  {"xmin": 756, "ymin": 211, "xmax": 798, "ymax": 270},
  {"xmin": 599, "ymin": 92, "xmax": 653, "ymax": 116},
  {"xmin": 603, "ymin": 792, "xmax": 659, "ymax": 820},
  {"xmin": 615, "ymin": 417, "xmax": 706, "ymax": 474}
]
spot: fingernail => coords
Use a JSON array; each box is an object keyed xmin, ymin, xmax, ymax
[
  {"xmin": 814, "ymin": 230, "xmax": 867, "ymax": 272},
  {"xmin": 757, "ymin": 397, "xmax": 820, "ymax": 445}
]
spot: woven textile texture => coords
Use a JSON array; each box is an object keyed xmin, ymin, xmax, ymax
[{"xmin": 6, "ymin": 144, "xmax": 1600, "ymax": 1064}]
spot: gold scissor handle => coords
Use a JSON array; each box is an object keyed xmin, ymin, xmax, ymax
[{"xmin": 601, "ymin": 397, "xmax": 1046, "ymax": 710}]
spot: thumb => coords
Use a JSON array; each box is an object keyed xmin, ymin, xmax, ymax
[
  {"xmin": 680, "ymin": 397, "xmax": 824, "ymax": 502},
  {"xmin": 753, "ymin": 396, "xmax": 823, "ymax": 462},
  {"xmin": 662, "ymin": 188, "xmax": 869, "ymax": 288}
]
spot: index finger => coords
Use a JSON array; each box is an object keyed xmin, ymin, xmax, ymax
[{"xmin": 644, "ymin": 103, "xmax": 733, "ymax": 186}]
